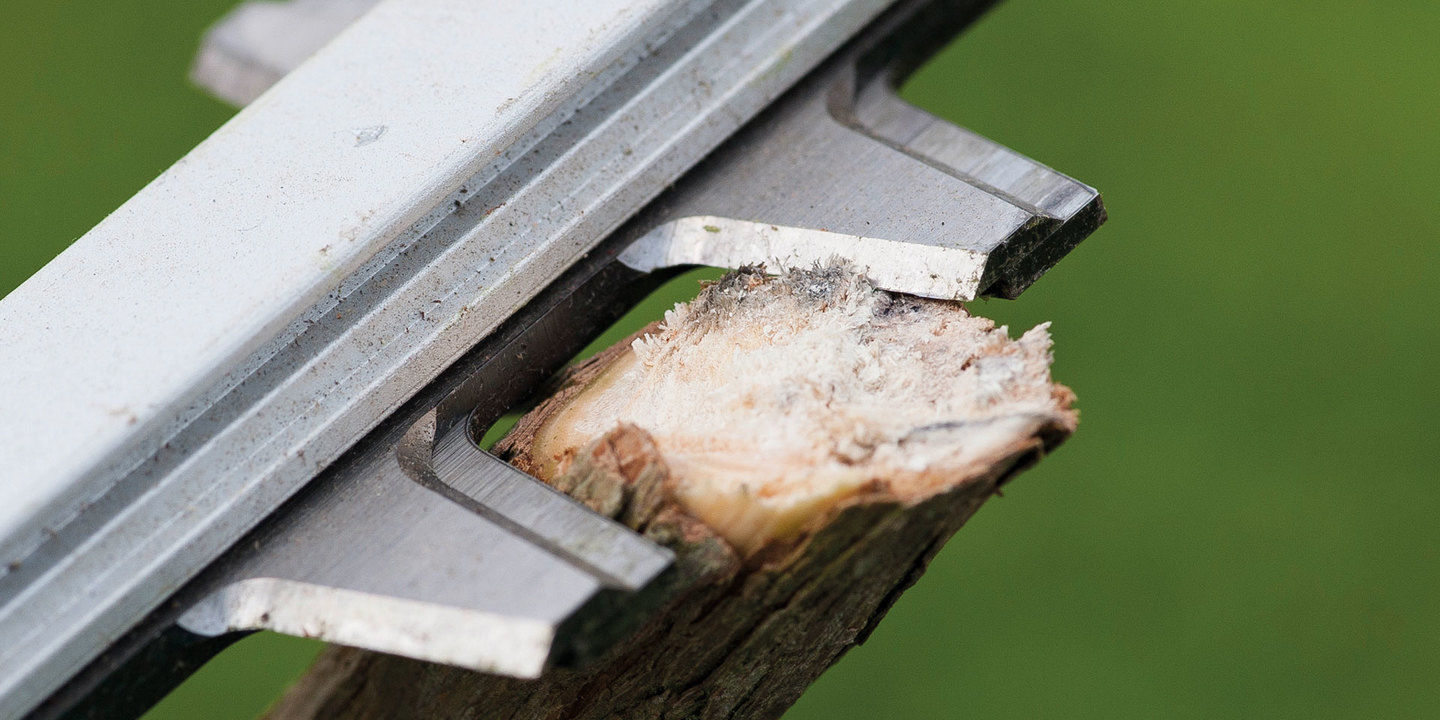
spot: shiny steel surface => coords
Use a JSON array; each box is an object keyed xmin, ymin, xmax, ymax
[
  {"xmin": 176, "ymin": 426, "xmax": 672, "ymax": 679},
  {"xmin": 618, "ymin": 24, "xmax": 1104, "ymax": 299},
  {"xmin": 191, "ymin": 0, "xmax": 380, "ymax": 106},
  {"xmin": 0, "ymin": 0, "xmax": 900, "ymax": 716}
]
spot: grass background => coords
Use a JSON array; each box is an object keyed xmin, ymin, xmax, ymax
[{"xmin": 2, "ymin": 0, "xmax": 1437, "ymax": 717}]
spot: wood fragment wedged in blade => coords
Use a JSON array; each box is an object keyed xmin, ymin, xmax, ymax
[{"xmin": 266, "ymin": 264, "xmax": 1078, "ymax": 720}]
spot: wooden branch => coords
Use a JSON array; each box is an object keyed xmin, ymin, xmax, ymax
[{"xmin": 266, "ymin": 265, "xmax": 1076, "ymax": 720}]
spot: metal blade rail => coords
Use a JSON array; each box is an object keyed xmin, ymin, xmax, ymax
[{"xmin": 0, "ymin": 0, "xmax": 906, "ymax": 715}]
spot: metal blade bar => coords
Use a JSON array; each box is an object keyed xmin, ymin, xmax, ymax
[
  {"xmin": 28, "ymin": 221, "xmax": 679, "ymax": 720},
  {"xmin": 194, "ymin": 1, "xmax": 1102, "ymax": 301},
  {"xmin": 0, "ymin": 1, "xmax": 907, "ymax": 716},
  {"xmin": 618, "ymin": 9, "xmax": 1104, "ymax": 299},
  {"xmin": 175, "ymin": 427, "xmax": 672, "ymax": 679},
  {"xmin": 190, "ymin": 0, "xmax": 381, "ymax": 106}
]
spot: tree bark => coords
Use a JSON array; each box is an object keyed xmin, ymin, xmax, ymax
[{"xmin": 265, "ymin": 266, "xmax": 1076, "ymax": 720}]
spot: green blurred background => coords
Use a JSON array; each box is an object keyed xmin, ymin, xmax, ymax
[{"xmin": 3, "ymin": 0, "xmax": 1437, "ymax": 717}]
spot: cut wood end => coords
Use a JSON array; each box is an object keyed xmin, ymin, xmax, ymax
[
  {"xmin": 501, "ymin": 263, "xmax": 1076, "ymax": 556},
  {"xmin": 266, "ymin": 266, "xmax": 1081, "ymax": 720}
]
